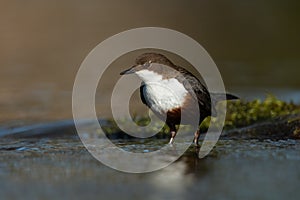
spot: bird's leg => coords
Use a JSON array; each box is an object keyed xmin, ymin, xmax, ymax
[
  {"xmin": 168, "ymin": 124, "xmax": 177, "ymax": 144},
  {"xmin": 193, "ymin": 129, "xmax": 200, "ymax": 147},
  {"xmin": 169, "ymin": 131, "xmax": 176, "ymax": 144}
]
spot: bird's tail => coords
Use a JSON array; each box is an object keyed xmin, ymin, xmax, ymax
[
  {"xmin": 210, "ymin": 92, "xmax": 239, "ymax": 117},
  {"xmin": 211, "ymin": 93, "xmax": 239, "ymax": 102}
]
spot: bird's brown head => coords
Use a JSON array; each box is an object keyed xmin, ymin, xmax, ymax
[{"xmin": 120, "ymin": 53, "xmax": 175, "ymax": 76}]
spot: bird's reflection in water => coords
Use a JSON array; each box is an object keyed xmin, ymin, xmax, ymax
[{"xmin": 146, "ymin": 147, "xmax": 213, "ymax": 199}]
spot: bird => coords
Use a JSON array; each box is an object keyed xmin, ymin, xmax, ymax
[{"xmin": 120, "ymin": 52, "xmax": 238, "ymax": 146}]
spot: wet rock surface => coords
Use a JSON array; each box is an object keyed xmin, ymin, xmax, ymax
[
  {"xmin": 0, "ymin": 137, "xmax": 299, "ymax": 200},
  {"xmin": 223, "ymin": 113, "xmax": 300, "ymax": 140},
  {"xmin": 0, "ymin": 115, "xmax": 300, "ymax": 199},
  {"xmin": 2, "ymin": 114, "xmax": 300, "ymax": 140}
]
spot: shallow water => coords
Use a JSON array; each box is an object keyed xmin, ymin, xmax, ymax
[{"xmin": 0, "ymin": 136, "xmax": 299, "ymax": 200}]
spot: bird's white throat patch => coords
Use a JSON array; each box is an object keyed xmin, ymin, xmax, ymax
[
  {"xmin": 136, "ymin": 69, "xmax": 163, "ymax": 83},
  {"xmin": 136, "ymin": 69, "xmax": 188, "ymax": 113}
]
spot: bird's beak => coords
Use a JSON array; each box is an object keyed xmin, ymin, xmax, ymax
[{"xmin": 120, "ymin": 66, "xmax": 136, "ymax": 75}]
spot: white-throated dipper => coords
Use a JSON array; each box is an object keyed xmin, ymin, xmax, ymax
[{"xmin": 120, "ymin": 53, "xmax": 238, "ymax": 146}]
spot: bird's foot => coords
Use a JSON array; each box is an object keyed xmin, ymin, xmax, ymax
[{"xmin": 193, "ymin": 139, "xmax": 200, "ymax": 148}]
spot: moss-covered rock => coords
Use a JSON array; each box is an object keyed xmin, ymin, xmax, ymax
[
  {"xmin": 102, "ymin": 95, "xmax": 300, "ymax": 139},
  {"xmin": 223, "ymin": 94, "xmax": 300, "ymax": 129},
  {"xmin": 223, "ymin": 113, "xmax": 300, "ymax": 139}
]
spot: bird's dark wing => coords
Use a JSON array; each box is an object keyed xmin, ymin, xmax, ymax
[
  {"xmin": 139, "ymin": 82, "xmax": 147, "ymax": 105},
  {"xmin": 173, "ymin": 65, "xmax": 213, "ymax": 118}
]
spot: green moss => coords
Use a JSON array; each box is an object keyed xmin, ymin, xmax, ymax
[
  {"xmin": 102, "ymin": 94, "xmax": 300, "ymax": 135},
  {"xmin": 221, "ymin": 94, "xmax": 300, "ymax": 129}
]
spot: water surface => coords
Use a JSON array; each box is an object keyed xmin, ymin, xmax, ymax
[{"xmin": 0, "ymin": 137, "xmax": 299, "ymax": 200}]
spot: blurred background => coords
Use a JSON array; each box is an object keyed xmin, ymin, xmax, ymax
[{"xmin": 1, "ymin": 0, "xmax": 299, "ymax": 123}]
